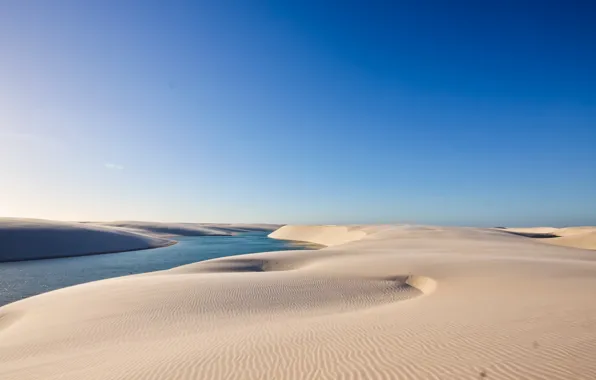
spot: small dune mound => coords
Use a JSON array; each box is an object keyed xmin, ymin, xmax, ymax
[
  {"xmin": 171, "ymin": 258, "xmax": 270, "ymax": 273},
  {"xmin": 405, "ymin": 275, "xmax": 437, "ymax": 295},
  {"xmin": 171, "ymin": 255, "xmax": 437, "ymax": 297},
  {"xmin": 0, "ymin": 218, "xmax": 172, "ymax": 262},
  {"xmin": 502, "ymin": 226, "xmax": 596, "ymax": 250},
  {"xmin": 269, "ymin": 225, "xmax": 367, "ymax": 246},
  {"xmin": 167, "ymin": 247, "xmax": 328, "ymax": 275},
  {"xmin": 188, "ymin": 275, "xmax": 428, "ymax": 316},
  {"xmin": 168, "ymin": 254, "xmax": 437, "ymax": 298},
  {"xmin": 163, "ymin": 255, "xmax": 436, "ymax": 317}
]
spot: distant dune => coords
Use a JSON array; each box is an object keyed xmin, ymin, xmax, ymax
[
  {"xmin": 0, "ymin": 218, "xmax": 173, "ymax": 262},
  {"xmin": 89, "ymin": 221, "xmax": 282, "ymax": 238},
  {"xmin": 0, "ymin": 219, "xmax": 283, "ymax": 262},
  {"xmin": 503, "ymin": 226, "xmax": 596, "ymax": 250},
  {"xmin": 269, "ymin": 225, "xmax": 368, "ymax": 246},
  {"xmin": 3, "ymin": 224, "xmax": 596, "ymax": 379}
]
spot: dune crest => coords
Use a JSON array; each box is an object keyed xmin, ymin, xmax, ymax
[
  {"xmin": 91, "ymin": 221, "xmax": 281, "ymax": 238},
  {"xmin": 0, "ymin": 218, "xmax": 173, "ymax": 262},
  {"xmin": 503, "ymin": 226, "xmax": 596, "ymax": 250},
  {"xmin": 269, "ymin": 225, "xmax": 368, "ymax": 246}
]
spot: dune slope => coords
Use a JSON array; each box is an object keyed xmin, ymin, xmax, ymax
[
  {"xmin": 504, "ymin": 226, "xmax": 596, "ymax": 250},
  {"xmin": 0, "ymin": 218, "xmax": 172, "ymax": 262},
  {"xmin": 1, "ymin": 225, "xmax": 596, "ymax": 379},
  {"xmin": 269, "ymin": 224, "xmax": 368, "ymax": 246},
  {"xmin": 89, "ymin": 221, "xmax": 282, "ymax": 238}
]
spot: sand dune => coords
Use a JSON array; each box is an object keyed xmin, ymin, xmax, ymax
[
  {"xmin": 89, "ymin": 221, "xmax": 282, "ymax": 238},
  {"xmin": 2, "ymin": 224, "xmax": 596, "ymax": 379},
  {"xmin": 0, "ymin": 218, "xmax": 173, "ymax": 262},
  {"xmin": 504, "ymin": 226, "xmax": 596, "ymax": 250},
  {"xmin": 269, "ymin": 224, "xmax": 369, "ymax": 246}
]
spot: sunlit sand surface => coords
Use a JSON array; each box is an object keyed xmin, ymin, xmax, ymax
[{"xmin": 1, "ymin": 224, "xmax": 596, "ymax": 379}]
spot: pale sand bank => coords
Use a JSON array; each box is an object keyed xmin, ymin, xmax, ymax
[
  {"xmin": 504, "ymin": 226, "xmax": 596, "ymax": 250},
  {"xmin": 1, "ymin": 225, "xmax": 596, "ymax": 379},
  {"xmin": 0, "ymin": 218, "xmax": 173, "ymax": 262},
  {"xmin": 269, "ymin": 224, "xmax": 368, "ymax": 246},
  {"xmin": 89, "ymin": 221, "xmax": 282, "ymax": 238}
]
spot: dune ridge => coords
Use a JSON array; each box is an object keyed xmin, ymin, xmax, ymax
[
  {"xmin": 90, "ymin": 221, "xmax": 282, "ymax": 238},
  {"xmin": 269, "ymin": 225, "xmax": 369, "ymax": 246},
  {"xmin": 503, "ymin": 226, "xmax": 596, "ymax": 250},
  {"xmin": 0, "ymin": 218, "xmax": 174, "ymax": 262},
  {"xmin": 2, "ymin": 224, "xmax": 596, "ymax": 379}
]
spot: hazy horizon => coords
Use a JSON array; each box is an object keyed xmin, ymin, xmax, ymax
[{"xmin": 2, "ymin": 1, "xmax": 595, "ymax": 226}]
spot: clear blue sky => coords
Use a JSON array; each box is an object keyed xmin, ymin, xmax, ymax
[{"xmin": 1, "ymin": 1, "xmax": 595, "ymax": 226}]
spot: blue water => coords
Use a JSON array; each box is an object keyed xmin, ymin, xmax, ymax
[{"xmin": 0, "ymin": 232, "xmax": 313, "ymax": 307}]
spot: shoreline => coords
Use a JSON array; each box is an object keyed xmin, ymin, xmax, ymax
[
  {"xmin": 0, "ymin": 239, "xmax": 179, "ymax": 264},
  {"xmin": 0, "ymin": 219, "xmax": 285, "ymax": 263},
  {"xmin": 0, "ymin": 233, "xmax": 315, "ymax": 308}
]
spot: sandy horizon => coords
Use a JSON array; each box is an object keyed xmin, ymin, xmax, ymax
[{"xmin": 1, "ymin": 223, "xmax": 596, "ymax": 379}]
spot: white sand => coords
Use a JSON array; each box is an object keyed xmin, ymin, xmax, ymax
[
  {"xmin": 0, "ymin": 218, "xmax": 173, "ymax": 262},
  {"xmin": 2, "ymin": 224, "xmax": 596, "ymax": 379},
  {"xmin": 89, "ymin": 221, "xmax": 282, "ymax": 238},
  {"xmin": 505, "ymin": 226, "xmax": 596, "ymax": 250},
  {"xmin": 269, "ymin": 224, "xmax": 369, "ymax": 246}
]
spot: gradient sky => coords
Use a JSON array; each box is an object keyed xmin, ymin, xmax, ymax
[{"xmin": 1, "ymin": 1, "xmax": 595, "ymax": 226}]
